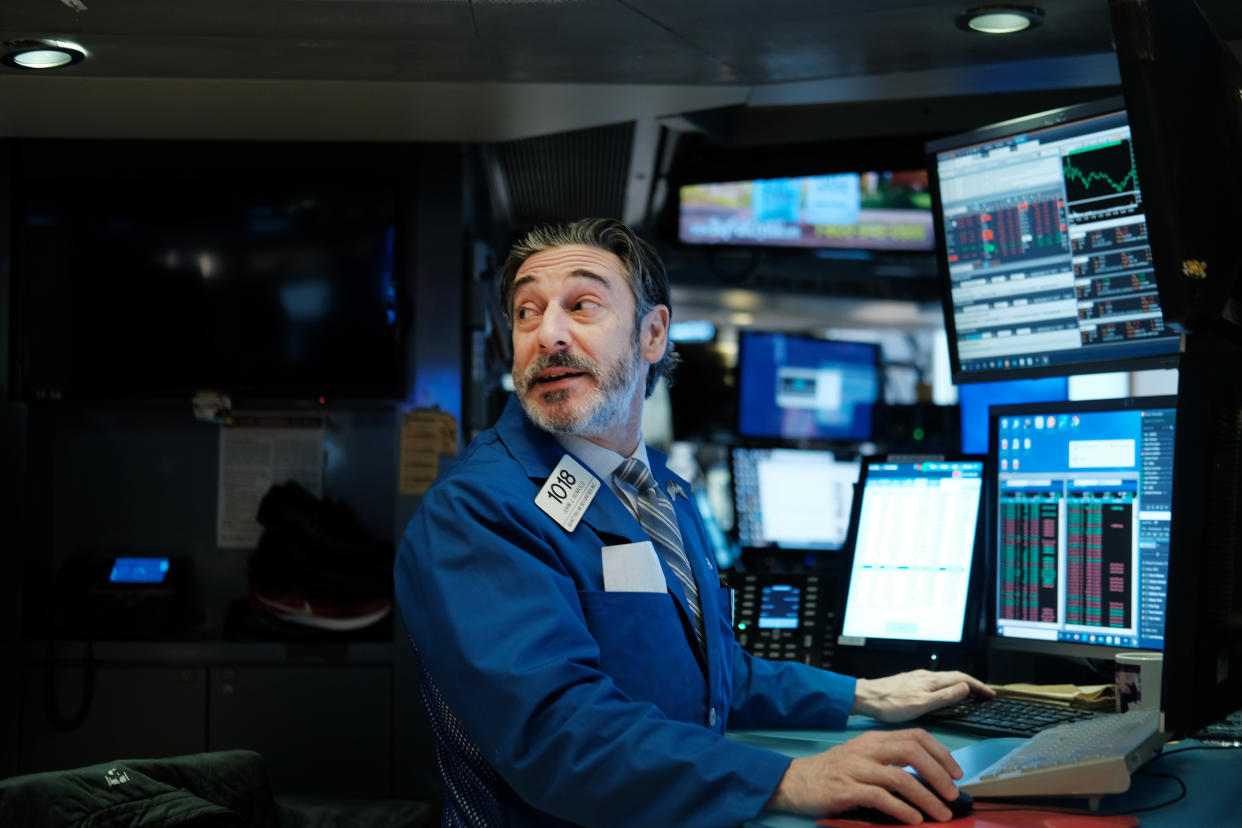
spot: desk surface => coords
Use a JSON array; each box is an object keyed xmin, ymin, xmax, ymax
[{"xmin": 732, "ymin": 717, "xmax": 1241, "ymax": 827}]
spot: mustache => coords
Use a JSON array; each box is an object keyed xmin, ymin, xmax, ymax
[{"xmin": 520, "ymin": 351, "xmax": 600, "ymax": 387}]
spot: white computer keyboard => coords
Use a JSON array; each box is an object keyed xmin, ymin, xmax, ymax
[{"xmin": 958, "ymin": 709, "xmax": 1166, "ymax": 800}]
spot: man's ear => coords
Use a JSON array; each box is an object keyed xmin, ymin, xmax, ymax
[{"xmin": 639, "ymin": 305, "xmax": 670, "ymax": 364}]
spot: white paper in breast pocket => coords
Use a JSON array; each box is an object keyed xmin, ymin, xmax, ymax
[{"xmin": 601, "ymin": 541, "xmax": 667, "ymax": 593}]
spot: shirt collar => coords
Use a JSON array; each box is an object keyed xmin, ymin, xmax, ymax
[{"xmin": 556, "ymin": 431, "xmax": 650, "ymax": 483}]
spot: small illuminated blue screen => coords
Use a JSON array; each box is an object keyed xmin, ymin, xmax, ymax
[
  {"xmin": 108, "ymin": 557, "xmax": 170, "ymax": 584},
  {"xmin": 758, "ymin": 584, "xmax": 801, "ymax": 629}
]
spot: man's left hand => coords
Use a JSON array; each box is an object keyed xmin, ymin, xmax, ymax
[{"xmin": 852, "ymin": 670, "xmax": 995, "ymax": 723}]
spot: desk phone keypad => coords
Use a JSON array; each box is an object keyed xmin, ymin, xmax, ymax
[{"xmin": 726, "ymin": 572, "xmax": 837, "ymax": 669}]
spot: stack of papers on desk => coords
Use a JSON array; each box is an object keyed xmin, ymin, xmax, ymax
[{"xmin": 992, "ymin": 683, "xmax": 1115, "ymax": 711}]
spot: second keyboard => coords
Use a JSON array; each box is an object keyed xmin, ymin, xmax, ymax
[{"xmin": 918, "ymin": 696, "xmax": 1100, "ymax": 738}]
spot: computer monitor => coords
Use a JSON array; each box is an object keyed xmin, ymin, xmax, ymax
[
  {"xmin": 736, "ymin": 331, "xmax": 881, "ymax": 442},
  {"xmin": 926, "ymin": 98, "xmax": 1182, "ymax": 384},
  {"xmin": 837, "ymin": 457, "xmax": 986, "ymax": 653},
  {"xmin": 732, "ymin": 447, "xmax": 860, "ymax": 552},
  {"xmin": 678, "ymin": 170, "xmax": 934, "ymax": 252},
  {"xmin": 958, "ymin": 377, "xmax": 1069, "ymax": 454},
  {"xmin": 987, "ymin": 397, "xmax": 1178, "ymax": 660}
]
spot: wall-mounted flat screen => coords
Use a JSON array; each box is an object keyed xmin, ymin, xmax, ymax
[
  {"xmin": 14, "ymin": 142, "xmax": 406, "ymax": 402},
  {"xmin": 679, "ymin": 170, "xmax": 934, "ymax": 251}
]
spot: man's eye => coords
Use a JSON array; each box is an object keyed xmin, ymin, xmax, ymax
[
  {"xmin": 516, "ymin": 307, "xmax": 535, "ymax": 320},
  {"xmin": 575, "ymin": 299, "xmax": 600, "ymax": 311}
]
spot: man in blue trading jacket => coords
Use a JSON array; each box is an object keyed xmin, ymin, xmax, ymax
[{"xmin": 395, "ymin": 218, "xmax": 994, "ymax": 827}]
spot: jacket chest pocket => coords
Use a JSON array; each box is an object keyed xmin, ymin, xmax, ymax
[{"xmin": 577, "ymin": 590, "xmax": 708, "ymax": 724}]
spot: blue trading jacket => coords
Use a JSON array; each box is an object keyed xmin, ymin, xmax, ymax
[{"xmin": 395, "ymin": 396, "xmax": 856, "ymax": 827}]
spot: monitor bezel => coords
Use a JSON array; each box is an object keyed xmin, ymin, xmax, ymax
[
  {"xmin": 926, "ymin": 96, "xmax": 1183, "ymax": 385},
  {"xmin": 835, "ymin": 452, "xmax": 989, "ymax": 657},
  {"xmin": 984, "ymin": 395, "xmax": 1178, "ymax": 661}
]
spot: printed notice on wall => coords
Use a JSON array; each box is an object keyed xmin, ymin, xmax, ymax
[
  {"xmin": 399, "ymin": 409, "xmax": 458, "ymax": 495},
  {"xmin": 217, "ymin": 415, "xmax": 325, "ymax": 548}
]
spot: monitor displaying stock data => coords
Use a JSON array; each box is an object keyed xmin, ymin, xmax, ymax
[
  {"xmin": 839, "ymin": 458, "xmax": 985, "ymax": 646},
  {"xmin": 988, "ymin": 397, "xmax": 1177, "ymax": 655},
  {"xmin": 927, "ymin": 99, "xmax": 1181, "ymax": 383}
]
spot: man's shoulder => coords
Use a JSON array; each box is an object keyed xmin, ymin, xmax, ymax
[
  {"xmin": 421, "ymin": 403, "xmax": 552, "ymax": 500},
  {"xmin": 405, "ymin": 411, "xmax": 572, "ymax": 551},
  {"xmin": 433, "ymin": 425, "xmax": 523, "ymax": 491}
]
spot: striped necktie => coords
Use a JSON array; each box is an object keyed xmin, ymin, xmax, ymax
[{"xmin": 614, "ymin": 458, "xmax": 706, "ymax": 653}]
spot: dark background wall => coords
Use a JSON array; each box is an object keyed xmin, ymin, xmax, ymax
[{"xmin": 0, "ymin": 140, "xmax": 465, "ymax": 808}]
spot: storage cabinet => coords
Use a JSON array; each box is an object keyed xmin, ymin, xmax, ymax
[
  {"xmin": 208, "ymin": 664, "xmax": 394, "ymax": 796},
  {"xmin": 19, "ymin": 663, "xmax": 207, "ymax": 775},
  {"xmin": 15, "ymin": 642, "xmax": 404, "ymax": 798}
]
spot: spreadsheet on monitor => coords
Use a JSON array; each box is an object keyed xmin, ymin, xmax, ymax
[
  {"xmin": 990, "ymin": 400, "xmax": 1176, "ymax": 652},
  {"xmin": 840, "ymin": 460, "xmax": 984, "ymax": 643}
]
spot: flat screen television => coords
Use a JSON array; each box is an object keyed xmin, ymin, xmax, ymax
[
  {"xmin": 12, "ymin": 140, "xmax": 408, "ymax": 403},
  {"xmin": 679, "ymin": 170, "xmax": 933, "ymax": 252},
  {"xmin": 736, "ymin": 331, "xmax": 881, "ymax": 443}
]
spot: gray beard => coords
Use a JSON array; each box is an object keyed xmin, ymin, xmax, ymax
[{"xmin": 515, "ymin": 342, "xmax": 641, "ymax": 439}]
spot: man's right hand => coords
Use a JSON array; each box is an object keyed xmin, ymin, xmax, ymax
[{"xmin": 764, "ymin": 728, "xmax": 962, "ymax": 824}]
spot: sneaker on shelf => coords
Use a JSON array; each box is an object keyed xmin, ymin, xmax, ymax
[{"xmin": 249, "ymin": 586, "xmax": 392, "ymax": 631}]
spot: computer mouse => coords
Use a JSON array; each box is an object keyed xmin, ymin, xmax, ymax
[{"xmin": 833, "ymin": 772, "xmax": 973, "ymax": 824}]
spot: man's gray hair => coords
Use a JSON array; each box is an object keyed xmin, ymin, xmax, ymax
[{"xmin": 499, "ymin": 218, "xmax": 679, "ymax": 398}]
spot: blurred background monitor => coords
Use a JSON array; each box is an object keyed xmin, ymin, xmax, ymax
[
  {"xmin": 732, "ymin": 448, "xmax": 860, "ymax": 552},
  {"xmin": 958, "ymin": 377, "xmax": 1069, "ymax": 454},
  {"xmin": 679, "ymin": 170, "xmax": 933, "ymax": 252},
  {"xmin": 14, "ymin": 142, "xmax": 406, "ymax": 403},
  {"xmin": 736, "ymin": 331, "xmax": 881, "ymax": 442}
]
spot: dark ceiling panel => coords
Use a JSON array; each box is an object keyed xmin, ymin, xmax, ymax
[
  {"xmin": 0, "ymin": 0, "xmax": 1239, "ymax": 139},
  {"xmin": 628, "ymin": 0, "xmax": 1118, "ymax": 82},
  {"xmin": 2, "ymin": 0, "xmax": 1239, "ymax": 85},
  {"xmin": 1, "ymin": 0, "xmax": 476, "ymax": 39},
  {"xmin": 494, "ymin": 120, "xmax": 635, "ymax": 226},
  {"xmin": 38, "ymin": 36, "xmax": 502, "ymax": 81},
  {"xmin": 470, "ymin": 0, "xmax": 740, "ymax": 83}
]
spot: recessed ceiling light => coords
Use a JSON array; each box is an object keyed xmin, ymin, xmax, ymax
[
  {"xmin": 2, "ymin": 39, "xmax": 87, "ymax": 70},
  {"xmin": 956, "ymin": 5, "xmax": 1045, "ymax": 34}
]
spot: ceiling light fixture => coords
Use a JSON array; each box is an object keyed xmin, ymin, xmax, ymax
[
  {"xmin": 956, "ymin": 5, "xmax": 1045, "ymax": 34},
  {"xmin": 2, "ymin": 39, "xmax": 87, "ymax": 70}
]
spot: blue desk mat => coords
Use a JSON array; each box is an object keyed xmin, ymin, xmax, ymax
[{"xmin": 733, "ymin": 722, "xmax": 1240, "ymax": 827}]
